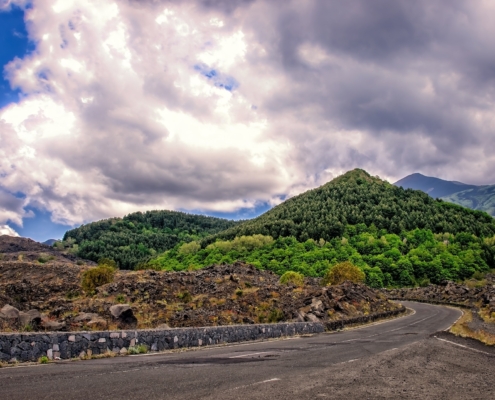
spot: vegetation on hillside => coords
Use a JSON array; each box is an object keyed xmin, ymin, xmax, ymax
[
  {"xmin": 146, "ymin": 227, "xmax": 495, "ymax": 288},
  {"xmin": 62, "ymin": 210, "xmax": 239, "ymax": 269},
  {"xmin": 204, "ymin": 169, "xmax": 495, "ymax": 245}
]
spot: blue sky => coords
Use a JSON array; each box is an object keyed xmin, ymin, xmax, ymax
[
  {"xmin": 1, "ymin": 1, "xmax": 495, "ymax": 243},
  {"xmin": 0, "ymin": 5, "xmax": 33, "ymax": 108}
]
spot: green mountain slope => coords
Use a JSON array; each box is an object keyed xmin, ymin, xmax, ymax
[
  {"xmin": 441, "ymin": 185, "xmax": 495, "ymax": 217},
  {"xmin": 205, "ymin": 169, "xmax": 495, "ymax": 246},
  {"xmin": 62, "ymin": 210, "xmax": 240, "ymax": 269}
]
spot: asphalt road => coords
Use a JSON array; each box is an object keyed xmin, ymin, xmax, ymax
[{"xmin": 1, "ymin": 302, "xmax": 485, "ymax": 400}]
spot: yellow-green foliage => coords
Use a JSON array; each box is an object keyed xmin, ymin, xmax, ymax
[
  {"xmin": 179, "ymin": 241, "xmax": 201, "ymax": 255},
  {"xmin": 322, "ymin": 261, "xmax": 365, "ymax": 286},
  {"xmin": 81, "ymin": 264, "xmax": 115, "ymax": 293},
  {"xmin": 206, "ymin": 234, "xmax": 274, "ymax": 254},
  {"xmin": 279, "ymin": 271, "xmax": 304, "ymax": 286}
]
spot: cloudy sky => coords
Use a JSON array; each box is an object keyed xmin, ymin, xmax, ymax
[{"xmin": 1, "ymin": 0, "xmax": 495, "ymax": 241}]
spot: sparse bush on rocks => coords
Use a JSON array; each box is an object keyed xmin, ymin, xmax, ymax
[
  {"xmin": 81, "ymin": 264, "xmax": 115, "ymax": 294},
  {"xmin": 322, "ymin": 261, "xmax": 365, "ymax": 286},
  {"xmin": 128, "ymin": 344, "xmax": 148, "ymax": 354},
  {"xmin": 279, "ymin": 271, "xmax": 304, "ymax": 287}
]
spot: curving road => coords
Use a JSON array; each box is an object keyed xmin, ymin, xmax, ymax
[{"xmin": 2, "ymin": 302, "xmax": 492, "ymax": 399}]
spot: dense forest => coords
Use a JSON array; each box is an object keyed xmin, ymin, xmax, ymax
[
  {"xmin": 146, "ymin": 229, "xmax": 495, "ymax": 287},
  {"xmin": 62, "ymin": 210, "xmax": 240, "ymax": 269},
  {"xmin": 205, "ymin": 169, "xmax": 495, "ymax": 246}
]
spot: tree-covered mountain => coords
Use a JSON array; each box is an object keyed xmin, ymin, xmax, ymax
[
  {"xmin": 204, "ymin": 169, "xmax": 495, "ymax": 246},
  {"xmin": 395, "ymin": 173, "xmax": 495, "ymax": 217},
  {"xmin": 62, "ymin": 210, "xmax": 240, "ymax": 269}
]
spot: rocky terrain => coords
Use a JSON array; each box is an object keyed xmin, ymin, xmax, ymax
[{"xmin": 0, "ymin": 256, "xmax": 400, "ymax": 332}]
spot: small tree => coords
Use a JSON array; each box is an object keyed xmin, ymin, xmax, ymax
[
  {"xmin": 322, "ymin": 261, "xmax": 365, "ymax": 286},
  {"xmin": 279, "ymin": 271, "xmax": 304, "ymax": 287}
]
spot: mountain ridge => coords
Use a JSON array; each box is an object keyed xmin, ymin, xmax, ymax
[{"xmin": 394, "ymin": 173, "xmax": 495, "ymax": 217}]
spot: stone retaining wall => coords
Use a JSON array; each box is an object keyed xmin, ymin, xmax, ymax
[
  {"xmin": 0, "ymin": 307, "xmax": 407, "ymax": 363},
  {"xmin": 0, "ymin": 322, "xmax": 324, "ymax": 363}
]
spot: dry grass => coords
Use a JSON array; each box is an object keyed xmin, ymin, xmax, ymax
[
  {"xmin": 464, "ymin": 279, "xmax": 488, "ymax": 289},
  {"xmin": 450, "ymin": 310, "xmax": 495, "ymax": 346}
]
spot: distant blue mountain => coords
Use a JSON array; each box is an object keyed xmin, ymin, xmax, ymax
[
  {"xmin": 42, "ymin": 239, "xmax": 58, "ymax": 246},
  {"xmin": 394, "ymin": 173, "xmax": 495, "ymax": 217},
  {"xmin": 394, "ymin": 173, "xmax": 478, "ymax": 198}
]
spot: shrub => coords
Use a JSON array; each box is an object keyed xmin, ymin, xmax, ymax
[
  {"xmin": 128, "ymin": 344, "xmax": 148, "ymax": 354},
  {"xmin": 279, "ymin": 271, "xmax": 304, "ymax": 287},
  {"xmin": 38, "ymin": 253, "xmax": 55, "ymax": 263},
  {"xmin": 116, "ymin": 293, "xmax": 126, "ymax": 303},
  {"xmin": 322, "ymin": 261, "xmax": 365, "ymax": 286},
  {"xmin": 177, "ymin": 291, "xmax": 193, "ymax": 303},
  {"xmin": 472, "ymin": 271, "xmax": 485, "ymax": 280},
  {"xmin": 417, "ymin": 276, "xmax": 431, "ymax": 287},
  {"xmin": 235, "ymin": 289, "xmax": 243, "ymax": 297},
  {"xmin": 81, "ymin": 265, "xmax": 115, "ymax": 294},
  {"xmin": 39, "ymin": 356, "xmax": 49, "ymax": 364},
  {"xmin": 268, "ymin": 309, "xmax": 284, "ymax": 322}
]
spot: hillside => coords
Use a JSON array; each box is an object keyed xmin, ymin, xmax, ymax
[
  {"xmin": 0, "ymin": 260, "xmax": 401, "ymax": 331},
  {"xmin": 0, "ymin": 235, "xmax": 86, "ymax": 264},
  {"xmin": 394, "ymin": 173, "xmax": 495, "ymax": 217},
  {"xmin": 62, "ymin": 210, "xmax": 240, "ymax": 269},
  {"xmin": 442, "ymin": 185, "xmax": 495, "ymax": 217},
  {"xmin": 206, "ymin": 169, "xmax": 495, "ymax": 245}
]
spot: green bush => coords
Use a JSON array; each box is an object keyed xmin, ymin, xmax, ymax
[
  {"xmin": 38, "ymin": 253, "xmax": 55, "ymax": 263},
  {"xmin": 322, "ymin": 261, "xmax": 365, "ymax": 286},
  {"xmin": 268, "ymin": 309, "xmax": 284, "ymax": 323},
  {"xmin": 279, "ymin": 271, "xmax": 304, "ymax": 286},
  {"xmin": 39, "ymin": 356, "xmax": 49, "ymax": 364},
  {"xmin": 81, "ymin": 265, "xmax": 115, "ymax": 294},
  {"xmin": 116, "ymin": 293, "xmax": 126, "ymax": 303},
  {"xmin": 128, "ymin": 344, "xmax": 148, "ymax": 354}
]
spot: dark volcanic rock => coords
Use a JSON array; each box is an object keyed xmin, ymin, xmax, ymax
[{"xmin": 109, "ymin": 304, "xmax": 137, "ymax": 328}]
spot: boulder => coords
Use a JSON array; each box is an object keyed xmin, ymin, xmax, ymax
[
  {"xmin": 310, "ymin": 298, "xmax": 324, "ymax": 313},
  {"xmin": 109, "ymin": 304, "xmax": 137, "ymax": 327},
  {"xmin": 305, "ymin": 313, "xmax": 320, "ymax": 323},
  {"xmin": 295, "ymin": 310, "xmax": 306, "ymax": 323},
  {"xmin": 19, "ymin": 309, "xmax": 41, "ymax": 327},
  {"xmin": 86, "ymin": 318, "xmax": 108, "ymax": 330},
  {"xmin": 41, "ymin": 318, "xmax": 66, "ymax": 331},
  {"xmin": 0, "ymin": 304, "xmax": 20, "ymax": 320},
  {"xmin": 156, "ymin": 323, "xmax": 171, "ymax": 329},
  {"xmin": 74, "ymin": 312, "xmax": 100, "ymax": 323}
]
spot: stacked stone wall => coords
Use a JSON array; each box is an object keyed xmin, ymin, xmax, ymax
[{"xmin": 0, "ymin": 306, "xmax": 406, "ymax": 363}]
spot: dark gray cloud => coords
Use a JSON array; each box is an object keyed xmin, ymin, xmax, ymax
[{"xmin": 241, "ymin": 0, "xmax": 495, "ymax": 184}]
